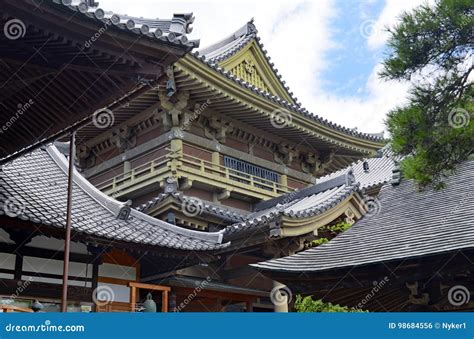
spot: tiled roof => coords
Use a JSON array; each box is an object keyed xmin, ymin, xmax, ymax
[
  {"xmin": 317, "ymin": 145, "xmax": 400, "ymax": 190},
  {"xmin": 193, "ymin": 20, "xmax": 383, "ymax": 143},
  {"xmin": 252, "ymin": 160, "xmax": 474, "ymax": 273},
  {"xmin": 137, "ymin": 191, "xmax": 247, "ymax": 223},
  {"xmin": 54, "ymin": 0, "xmax": 199, "ymax": 48},
  {"xmin": 198, "ymin": 20, "xmax": 299, "ymax": 105},
  {"xmin": 223, "ymin": 172, "xmax": 360, "ymax": 240},
  {"xmin": 0, "ymin": 146, "xmax": 227, "ymax": 251},
  {"xmin": 189, "ymin": 51, "xmax": 383, "ymax": 143}
]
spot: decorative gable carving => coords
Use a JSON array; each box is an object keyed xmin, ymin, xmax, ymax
[
  {"xmin": 230, "ymin": 58, "xmax": 271, "ymax": 93},
  {"xmin": 218, "ymin": 40, "xmax": 295, "ymax": 103}
]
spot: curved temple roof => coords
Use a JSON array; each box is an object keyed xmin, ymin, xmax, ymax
[
  {"xmin": 199, "ymin": 19, "xmax": 299, "ymax": 104},
  {"xmin": 55, "ymin": 0, "xmax": 199, "ymax": 48},
  {"xmin": 0, "ymin": 146, "xmax": 226, "ymax": 251},
  {"xmin": 223, "ymin": 172, "xmax": 363, "ymax": 241},
  {"xmin": 252, "ymin": 160, "xmax": 474, "ymax": 273},
  {"xmin": 192, "ymin": 20, "xmax": 384, "ymax": 145},
  {"xmin": 317, "ymin": 145, "xmax": 399, "ymax": 190}
]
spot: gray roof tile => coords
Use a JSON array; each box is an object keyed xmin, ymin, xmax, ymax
[
  {"xmin": 223, "ymin": 172, "xmax": 360, "ymax": 240},
  {"xmin": 252, "ymin": 160, "xmax": 474, "ymax": 272},
  {"xmin": 54, "ymin": 0, "xmax": 199, "ymax": 48},
  {"xmin": 0, "ymin": 146, "xmax": 227, "ymax": 251}
]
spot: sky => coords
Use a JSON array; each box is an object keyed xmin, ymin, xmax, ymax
[{"xmin": 99, "ymin": 0, "xmax": 431, "ymax": 135}]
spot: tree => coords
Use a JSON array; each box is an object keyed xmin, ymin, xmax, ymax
[{"xmin": 381, "ymin": 0, "xmax": 473, "ymax": 188}]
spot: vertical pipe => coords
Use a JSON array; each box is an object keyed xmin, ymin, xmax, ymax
[{"xmin": 61, "ymin": 132, "xmax": 76, "ymax": 312}]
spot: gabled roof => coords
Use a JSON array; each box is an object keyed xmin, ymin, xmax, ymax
[
  {"xmin": 198, "ymin": 20, "xmax": 298, "ymax": 104},
  {"xmin": 223, "ymin": 172, "xmax": 365, "ymax": 241},
  {"xmin": 252, "ymin": 160, "xmax": 474, "ymax": 273},
  {"xmin": 0, "ymin": 146, "xmax": 227, "ymax": 251},
  {"xmin": 58, "ymin": 0, "xmax": 198, "ymax": 48},
  {"xmin": 137, "ymin": 191, "xmax": 247, "ymax": 223},
  {"xmin": 317, "ymin": 145, "xmax": 399, "ymax": 191}
]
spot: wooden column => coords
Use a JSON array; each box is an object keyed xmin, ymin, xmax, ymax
[
  {"xmin": 13, "ymin": 253, "xmax": 23, "ymax": 281},
  {"xmin": 162, "ymin": 290, "xmax": 169, "ymax": 312},
  {"xmin": 211, "ymin": 151, "xmax": 220, "ymax": 169},
  {"xmin": 280, "ymin": 174, "xmax": 288, "ymax": 187},
  {"xmin": 246, "ymin": 301, "xmax": 253, "ymax": 312}
]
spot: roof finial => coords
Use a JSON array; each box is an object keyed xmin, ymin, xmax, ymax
[
  {"xmin": 247, "ymin": 18, "xmax": 257, "ymax": 34},
  {"xmin": 390, "ymin": 162, "xmax": 402, "ymax": 186}
]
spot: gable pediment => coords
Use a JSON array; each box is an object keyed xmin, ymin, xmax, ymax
[{"xmin": 218, "ymin": 41, "xmax": 295, "ymax": 103}]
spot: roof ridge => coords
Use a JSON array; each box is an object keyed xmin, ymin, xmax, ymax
[{"xmin": 198, "ymin": 19, "xmax": 301, "ymax": 105}]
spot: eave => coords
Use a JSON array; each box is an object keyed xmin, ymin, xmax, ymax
[{"xmin": 176, "ymin": 55, "xmax": 384, "ymax": 161}]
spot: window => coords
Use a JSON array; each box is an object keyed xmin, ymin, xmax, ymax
[{"xmin": 223, "ymin": 156, "xmax": 279, "ymax": 187}]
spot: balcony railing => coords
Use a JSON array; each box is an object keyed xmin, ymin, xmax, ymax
[
  {"xmin": 180, "ymin": 154, "xmax": 291, "ymax": 196},
  {"xmin": 96, "ymin": 153, "xmax": 293, "ymax": 199},
  {"xmin": 97, "ymin": 155, "xmax": 169, "ymax": 194}
]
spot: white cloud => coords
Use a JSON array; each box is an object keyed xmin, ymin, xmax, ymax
[
  {"xmin": 97, "ymin": 0, "xmax": 420, "ymax": 134},
  {"xmin": 366, "ymin": 0, "xmax": 434, "ymax": 50}
]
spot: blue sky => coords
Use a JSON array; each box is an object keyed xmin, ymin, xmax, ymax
[
  {"xmin": 320, "ymin": 0, "xmax": 386, "ymax": 99},
  {"xmin": 99, "ymin": 0, "xmax": 428, "ymax": 133}
]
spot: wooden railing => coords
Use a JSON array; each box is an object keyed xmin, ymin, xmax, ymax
[
  {"xmin": 181, "ymin": 154, "xmax": 291, "ymax": 195},
  {"xmin": 97, "ymin": 155, "xmax": 169, "ymax": 194},
  {"xmin": 96, "ymin": 152, "xmax": 293, "ymax": 198},
  {"xmin": 0, "ymin": 305, "xmax": 33, "ymax": 312}
]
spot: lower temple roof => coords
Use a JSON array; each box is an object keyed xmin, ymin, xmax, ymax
[
  {"xmin": 251, "ymin": 160, "xmax": 474, "ymax": 273},
  {"xmin": 0, "ymin": 146, "xmax": 227, "ymax": 251}
]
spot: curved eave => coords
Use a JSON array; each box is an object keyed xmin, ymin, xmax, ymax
[
  {"xmin": 177, "ymin": 55, "xmax": 384, "ymax": 155},
  {"xmin": 278, "ymin": 192, "xmax": 365, "ymax": 237}
]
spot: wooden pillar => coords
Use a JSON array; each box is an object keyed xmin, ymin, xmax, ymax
[
  {"xmin": 130, "ymin": 285, "xmax": 137, "ymax": 312},
  {"xmin": 123, "ymin": 160, "xmax": 131, "ymax": 173},
  {"xmin": 162, "ymin": 290, "xmax": 169, "ymax": 312},
  {"xmin": 211, "ymin": 151, "xmax": 220, "ymax": 169},
  {"xmin": 246, "ymin": 300, "xmax": 253, "ymax": 312},
  {"xmin": 13, "ymin": 253, "xmax": 23, "ymax": 281},
  {"xmin": 280, "ymin": 174, "xmax": 288, "ymax": 187}
]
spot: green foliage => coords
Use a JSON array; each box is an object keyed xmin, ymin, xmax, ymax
[
  {"xmin": 381, "ymin": 0, "xmax": 474, "ymax": 188},
  {"xmin": 294, "ymin": 295, "xmax": 365, "ymax": 312},
  {"xmin": 305, "ymin": 221, "xmax": 352, "ymax": 248},
  {"xmin": 308, "ymin": 237, "xmax": 328, "ymax": 247},
  {"xmin": 323, "ymin": 221, "xmax": 352, "ymax": 233}
]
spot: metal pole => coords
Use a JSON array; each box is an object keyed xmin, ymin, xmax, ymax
[{"xmin": 61, "ymin": 132, "xmax": 76, "ymax": 312}]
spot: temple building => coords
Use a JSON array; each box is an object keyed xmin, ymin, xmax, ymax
[{"xmin": 2, "ymin": 1, "xmax": 470, "ymax": 314}]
